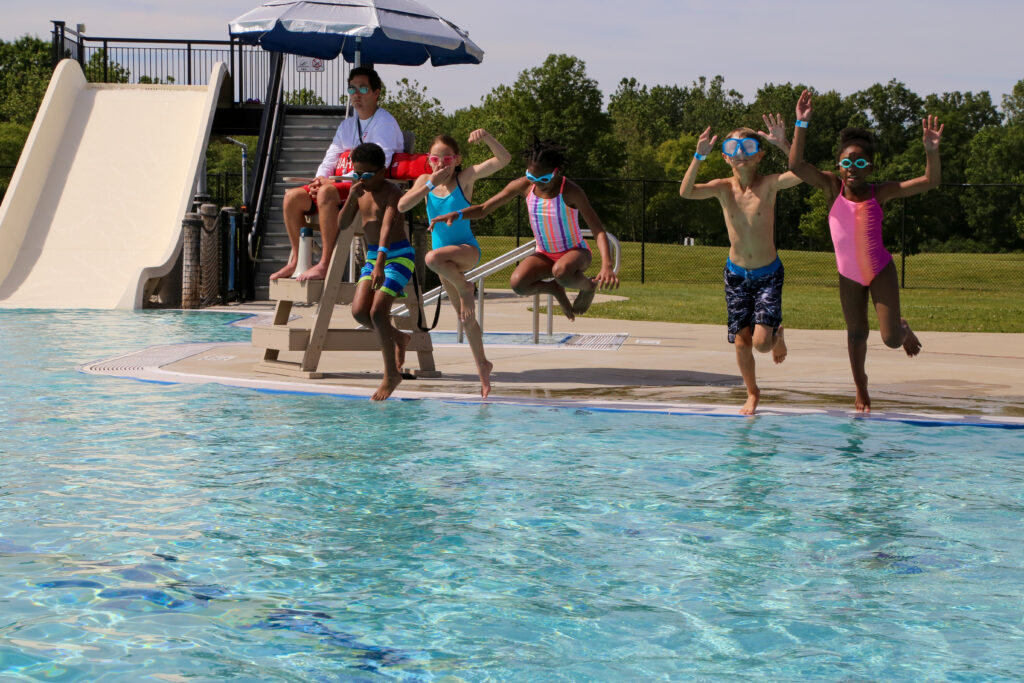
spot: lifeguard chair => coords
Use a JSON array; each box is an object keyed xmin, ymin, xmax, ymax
[{"xmin": 250, "ymin": 147, "xmax": 439, "ymax": 379}]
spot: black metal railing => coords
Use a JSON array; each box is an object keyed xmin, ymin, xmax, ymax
[{"xmin": 50, "ymin": 21, "xmax": 350, "ymax": 106}]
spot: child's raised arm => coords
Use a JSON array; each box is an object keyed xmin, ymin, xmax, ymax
[
  {"xmin": 788, "ymin": 90, "xmax": 840, "ymax": 198},
  {"xmin": 758, "ymin": 113, "xmax": 802, "ymax": 190},
  {"xmin": 876, "ymin": 115, "xmax": 943, "ymax": 205},
  {"xmin": 464, "ymin": 129, "xmax": 512, "ymax": 180},
  {"xmin": 679, "ymin": 126, "xmax": 724, "ymax": 200}
]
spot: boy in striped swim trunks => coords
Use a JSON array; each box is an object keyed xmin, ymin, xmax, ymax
[
  {"xmin": 311, "ymin": 142, "xmax": 414, "ymax": 400},
  {"xmin": 679, "ymin": 115, "xmax": 802, "ymax": 415}
]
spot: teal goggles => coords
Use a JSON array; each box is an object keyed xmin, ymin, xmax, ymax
[
  {"xmin": 839, "ymin": 158, "xmax": 872, "ymax": 169},
  {"xmin": 525, "ymin": 169, "xmax": 556, "ymax": 184},
  {"xmin": 347, "ymin": 171, "xmax": 379, "ymax": 181},
  {"xmin": 722, "ymin": 137, "xmax": 760, "ymax": 157},
  {"xmin": 347, "ymin": 85, "xmax": 371, "ymax": 95}
]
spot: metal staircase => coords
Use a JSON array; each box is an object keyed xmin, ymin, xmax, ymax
[{"xmin": 252, "ymin": 109, "xmax": 344, "ymax": 300}]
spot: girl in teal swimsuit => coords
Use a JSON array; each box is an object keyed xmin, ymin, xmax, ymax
[{"xmin": 398, "ymin": 129, "xmax": 511, "ymax": 398}]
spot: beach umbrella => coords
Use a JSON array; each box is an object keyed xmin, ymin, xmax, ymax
[{"xmin": 228, "ymin": 0, "xmax": 484, "ymax": 66}]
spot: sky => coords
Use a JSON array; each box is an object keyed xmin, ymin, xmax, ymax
[{"xmin": 5, "ymin": 0, "xmax": 1023, "ymax": 113}]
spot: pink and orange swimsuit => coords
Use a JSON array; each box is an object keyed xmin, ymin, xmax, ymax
[
  {"xmin": 527, "ymin": 177, "xmax": 591, "ymax": 261},
  {"xmin": 827, "ymin": 183, "xmax": 892, "ymax": 286}
]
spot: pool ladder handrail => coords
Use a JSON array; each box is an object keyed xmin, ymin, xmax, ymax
[{"xmin": 392, "ymin": 230, "xmax": 621, "ymax": 343}]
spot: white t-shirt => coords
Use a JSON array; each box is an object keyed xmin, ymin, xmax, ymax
[{"xmin": 315, "ymin": 107, "xmax": 404, "ymax": 178}]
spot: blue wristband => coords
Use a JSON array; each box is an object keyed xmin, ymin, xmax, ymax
[
  {"xmin": 694, "ymin": 152, "xmax": 707, "ymax": 161},
  {"xmin": 457, "ymin": 209, "xmax": 464, "ymax": 220},
  {"xmin": 425, "ymin": 179, "xmax": 435, "ymax": 190},
  {"xmin": 377, "ymin": 246, "xmax": 388, "ymax": 255},
  {"xmin": 795, "ymin": 120, "xmax": 809, "ymax": 128}
]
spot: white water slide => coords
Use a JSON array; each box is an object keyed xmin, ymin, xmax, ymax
[{"xmin": 0, "ymin": 59, "xmax": 226, "ymax": 309}]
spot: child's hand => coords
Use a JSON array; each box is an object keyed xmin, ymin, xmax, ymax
[
  {"xmin": 922, "ymin": 115, "xmax": 943, "ymax": 151},
  {"xmin": 371, "ymin": 262, "xmax": 385, "ymax": 290},
  {"xmin": 468, "ymin": 128, "xmax": 491, "ymax": 144},
  {"xmin": 594, "ymin": 266, "xmax": 619, "ymax": 290},
  {"xmin": 795, "ymin": 89, "xmax": 813, "ymax": 122},
  {"xmin": 428, "ymin": 164, "xmax": 454, "ymax": 186},
  {"xmin": 758, "ymin": 113, "xmax": 788, "ymax": 149},
  {"xmin": 428, "ymin": 212, "xmax": 457, "ymax": 231},
  {"xmin": 350, "ymin": 180, "xmax": 366, "ymax": 198},
  {"xmin": 695, "ymin": 126, "xmax": 717, "ymax": 158}
]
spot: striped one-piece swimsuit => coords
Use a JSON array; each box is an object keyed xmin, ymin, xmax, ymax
[{"xmin": 526, "ymin": 177, "xmax": 590, "ymax": 259}]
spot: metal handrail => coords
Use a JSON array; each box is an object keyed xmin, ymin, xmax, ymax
[
  {"xmin": 246, "ymin": 53, "xmax": 285, "ymax": 266},
  {"xmin": 393, "ymin": 230, "xmax": 622, "ymax": 344}
]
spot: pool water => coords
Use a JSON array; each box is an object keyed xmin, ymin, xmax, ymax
[{"xmin": 1, "ymin": 310, "xmax": 1023, "ymax": 681}]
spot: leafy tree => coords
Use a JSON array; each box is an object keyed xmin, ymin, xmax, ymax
[
  {"xmin": 0, "ymin": 35, "xmax": 52, "ymax": 126},
  {"xmin": 850, "ymin": 80, "xmax": 923, "ymax": 163},
  {"xmin": 138, "ymin": 75, "xmax": 176, "ymax": 84},
  {"xmin": 284, "ymin": 88, "xmax": 325, "ymax": 106},
  {"xmin": 477, "ymin": 54, "xmax": 611, "ymax": 179},
  {"xmin": 82, "ymin": 50, "xmax": 130, "ymax": 83},
  {"xmin": 963, "ymin": 123, "xmax": 1024, "ymax": 247},
  {"xmin": 1002, "ymin": 79, "xmax": 1024, "ymax": 125},
  {"xmin": 0, "ymin": 121, "xmax": 30, "ymax": 198},
  {"xmin": 381, "ymin": 78, "xmax": 449, "ymax": 154}
]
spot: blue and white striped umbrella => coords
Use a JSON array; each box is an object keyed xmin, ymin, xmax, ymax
[{"xmin": 229, "ymin": 0, "xmax": 484, "ymax": 66}]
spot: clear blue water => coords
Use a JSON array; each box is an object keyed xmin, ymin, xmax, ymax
[{"xmin": 1, "ymin": 310, "xmax": 1023, "ymax": 681}]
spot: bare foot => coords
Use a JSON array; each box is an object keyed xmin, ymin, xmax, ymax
[
  {"xmin": 372, "ymin": 372, "xmax": 402, "ymax": 401},
  {"xmin": 296, "ymin": 262, "xmax": 328, "ymax": 281},
  {"xmin": 394, "ymin": 330, "xmax": 411, "ymax": 373},
  {"xmin": 901, "ymin": 319, "xmax": 921, "ymax": 357},
  {"xmin": 854, "ymin": 386, "xmax": 871, "ymax": 413},
  {"xmin": 552, "ymin": 289, "xmax": 575, "ymax": 321},
  {"xmin": 478, "ymin": 360, "xmax": 493, "ymax": 399},
  {"xmin": 459, "ymin": 282, "xmax": 476, "ymax": 323},
  {"xmin": 772, "ymin": 326, "xmax": 788, "ymax": 364},
  {"xmin": 572, "ymin": 281, "xmax": 597, "ymax": 315},
  {"xmin": 269, "ymin": 260, "xmax": 297, "ymax": 280},
  {"xmin": 740, "ymin": 388, "xmax": 760, "ymax": 415}
]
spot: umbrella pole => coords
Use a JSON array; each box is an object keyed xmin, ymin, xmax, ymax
[{"xmin": 354, "ymin": 37, "xmax": 362, "ymax": 67}]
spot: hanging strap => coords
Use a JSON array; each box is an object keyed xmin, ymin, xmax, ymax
[{"xmin": 410, "ymin": 271, "xmax": 443, "ymax": 332}]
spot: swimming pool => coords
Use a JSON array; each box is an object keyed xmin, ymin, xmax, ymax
[{"xmin": 2, "ymin": 310, "xmax": 1023, "ymax": 680}]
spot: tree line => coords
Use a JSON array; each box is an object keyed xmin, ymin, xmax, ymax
[{"xmin": 2, "ymin": 35, "xmax": 1022, "ymax": 253}]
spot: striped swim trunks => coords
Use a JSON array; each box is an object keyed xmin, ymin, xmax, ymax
[{"xmin": 359, "ymin": 240, "xmax": 415, "ymax": 298}]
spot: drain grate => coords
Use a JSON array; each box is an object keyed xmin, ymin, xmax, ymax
[
  {"xmin": 82, "ymin": 343, "xmax": 222, "ymax": 375},
  {"xmin": 563, "ymin": 333, "xmax": 628, "ymax": 351}
]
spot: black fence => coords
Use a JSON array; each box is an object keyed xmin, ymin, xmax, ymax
[
  {"xmin": 50, "ymin": 21, "xmax": 351, "ymax": 106},
  {"xmin": 4, "ymin": 165, "xmax": 1020, "ymax": 292}
]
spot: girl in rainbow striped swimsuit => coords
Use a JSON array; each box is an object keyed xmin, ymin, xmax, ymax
[
  {"xmin": 788, "ymin": 89, "xmax": 943, "ymax": 413},
  {"xmin": 429, "ymin": 138, "xmax": 618, "ymax": 320}
]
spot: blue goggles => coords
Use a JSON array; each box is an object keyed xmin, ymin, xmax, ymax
[
  {"xmin": 347, "ymin": 170, "xmax": 379, "ymax": 181},
  {"xmin": 722, "ymin": 137, "xmax": 760, "ymax": 157},
  {"xmin": 525, "ymin": 169, "xmax": 556, "ymax": 184},
  {"xmin": 839, "ymin": 158, "xmax": 872, "ymax": 169},
  {"xmin": 347, "ymin": 85, "xmax": 371, "ymax": 95}
]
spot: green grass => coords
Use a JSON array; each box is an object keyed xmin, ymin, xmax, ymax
[{"xmin": 474, "ymin": 236, "xmax": 1024, "ymax": 333}]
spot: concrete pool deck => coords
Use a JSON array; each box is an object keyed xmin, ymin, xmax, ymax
[{"xmin": 82, "ymin": 290, "xmax": 1024, "ymax": 424}]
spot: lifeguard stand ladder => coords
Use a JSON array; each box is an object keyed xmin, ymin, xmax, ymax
[{"xmin": 249, "ymin": 220, "xmax": 441, "ymax": 380}]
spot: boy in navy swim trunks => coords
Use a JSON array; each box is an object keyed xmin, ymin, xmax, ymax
[
  {"xmin": 316, "ymin": 142, "xmax": 413, "ymax": 400},
  {"xmin": 679, "ymin": 115, "xmax": 802, "ymax": 414}
]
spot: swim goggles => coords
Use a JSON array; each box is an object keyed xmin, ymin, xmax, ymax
[
  {"xmin": 839, "ymin": 158, "xmax": 872, "ymax": 169},
  {"xmin": 347, "ymin": 170, "xmax": 379, "ymax": 181},
  {"xmin": 525, "ymin": 169, "xmax": 556, "ymax": 184},
  {"xmin": 721, "ymin": 138, "xmax": 760, "ymax": 157},
  {"xmin": 428, "ymin": 154, "xmax": 456, "ymax": 165},
  {"xmin": 347, "ymin": 85, "xmax": 371, "ymax": 95}
]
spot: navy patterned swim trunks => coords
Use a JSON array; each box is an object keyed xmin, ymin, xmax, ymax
[{"xmin": 723, "ymin": 257, "xmax": 784, "ymax": 343}]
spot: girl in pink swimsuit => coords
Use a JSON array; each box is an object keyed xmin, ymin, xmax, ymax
[
  {"xmin": 788, "ymin": 89, "xmax": 944, "ymax": 412},
  {"xmin": 428, "ymin": 137, "xmax": 619, "ymax": 321}
]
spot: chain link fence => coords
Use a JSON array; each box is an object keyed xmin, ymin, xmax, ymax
[{"xmin": 4, "ymin": 167, "xmax": 1020, "ymax": 293}]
